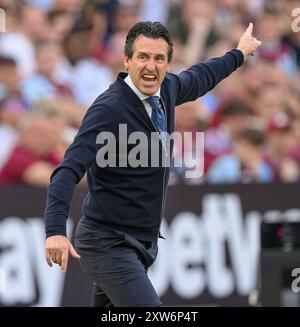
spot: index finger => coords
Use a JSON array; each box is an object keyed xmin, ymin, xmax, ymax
[
  {"xmin": 45, "ymin": 249, "xmax": 53, "ymax": 267},
  {"xmin": 60, "ymin": 249, "xmax": 69, "ymax": 273},
  {"xmin": 246, "ymin": 22, "xmax": 253, "ymax": 35}
]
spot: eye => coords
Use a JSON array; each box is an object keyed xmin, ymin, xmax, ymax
[
  {"xmin": 155, "ymin": 56, "xmax": 165, "ymax": 63},
  {"xmin": 139, "ymin": 54, "xmax": 147, "ymax": 61}
]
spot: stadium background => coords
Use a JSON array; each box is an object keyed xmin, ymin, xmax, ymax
[{"xmin": 1, "ymin": 0, "xmax": 300, "ymax": 306}]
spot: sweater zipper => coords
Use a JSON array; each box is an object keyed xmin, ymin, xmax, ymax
[
  {"xmin": 159, "ymin": 98, "xmax": 168, "ymax": 240},
  {"xmin": 144, "ymin": 98, "xmax": 168, "ymax": 239}
]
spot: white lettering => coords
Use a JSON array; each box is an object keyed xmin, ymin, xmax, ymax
[
  {"xmin": 202, "ymin": 195, "xmax": 234, "ymax": 297},
  {"xmin": 291, "ymin": 8, "xmax": 300, "ymax": 32},
  {"xmin": 170, "ymin": 212, "xmax": 205, "ymax": 298},
  {"xmin": 0, "ymin": 218, "xmax": 35, "ymax": 305}
]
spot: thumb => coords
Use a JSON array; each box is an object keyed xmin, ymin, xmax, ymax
[{"xmin": 69, "ymin": 242, "xmax": 81, "ymax": 259}]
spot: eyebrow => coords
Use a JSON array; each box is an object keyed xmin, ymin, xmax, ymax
[{"xmin": 137, "ymin": 51, "xmax": 166, "ymax": 59}]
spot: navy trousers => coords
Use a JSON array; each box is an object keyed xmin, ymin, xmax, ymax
[{"xmin": 74, "ymin": 220, "xmax": 161, "ymax": 307}]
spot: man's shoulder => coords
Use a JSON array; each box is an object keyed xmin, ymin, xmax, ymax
[
  {"xmin": 162, "ymin": 72, "xmax": 177, "ymax": 93},
  {"xmin": 93, "ymin": 85, "xmax": 122, "ymax": 105},
  {"xmin": 164, "ymin": 72, "xmax": 176, "ymax": 84}
]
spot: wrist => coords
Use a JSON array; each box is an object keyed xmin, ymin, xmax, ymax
[{"xmin": 236, "ymin": 47, "xmax": 247, "ymax": 60}]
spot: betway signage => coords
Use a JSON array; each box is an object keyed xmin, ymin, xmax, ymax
[{"xmin": 0, "ymin": 184, "xmax": 299, "ymax": 307}]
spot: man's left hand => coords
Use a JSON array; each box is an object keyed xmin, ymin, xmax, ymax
[{"xmin": 237, "ymin": 23, "xmax": 262, "ymax": 60}]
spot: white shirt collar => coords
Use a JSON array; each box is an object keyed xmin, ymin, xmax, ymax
[{"xmin": 124, "ymin": 74, "xmax": 161, "ymax": 101}]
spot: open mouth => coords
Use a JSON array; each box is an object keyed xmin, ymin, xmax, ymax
[{"xmin": 142, "ymin": 74, "xmax": 157, "ymax": 83}]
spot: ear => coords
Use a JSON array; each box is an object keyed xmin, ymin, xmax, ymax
[
  {"xmin": 166, "ymin": 64, "xmax": 171, "ymax": 72},
  {"xmin": 124, "ymin": 56, "xmax": 129, "ymax": 71}
]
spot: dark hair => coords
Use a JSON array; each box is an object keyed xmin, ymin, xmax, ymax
[
  {"xmin": 47, "ymin": 9, "xmax": 69, "ymax": 23},
  {"xmin": 124, "ymin": 21, "xmax": 173, "ymax": 62},
  {"xmin": 237, "ymin": 128, "xmax": 266, "ymax": 147},
  {"xmin": 221, "ymin": 99, "xmax": 252, "ymax": 118},
  {"xmin": 0, "ymin": 55, "xmax": 16, "ymax": 67},
  {"xmin": 63, "ymin": 16, "xmax": 93, "ymax": 43}
]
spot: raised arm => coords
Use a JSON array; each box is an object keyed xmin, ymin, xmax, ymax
[{"xmin": 171, "ymin": 23, "xmax": 261, "ymax": 106}]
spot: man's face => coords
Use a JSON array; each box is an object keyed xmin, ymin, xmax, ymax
[{"xmin": 124, "ymin": 35, "xmax": 170, "ymax": 96}]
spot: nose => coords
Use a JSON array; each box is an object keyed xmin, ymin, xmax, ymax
[{"xmin": 146, "ymin": 59, "xmax": 155, "ymax": 72}]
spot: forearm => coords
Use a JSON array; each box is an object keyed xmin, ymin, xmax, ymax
[
  {"xmin": 44, "ymin": 167, "xmax": 78, "ymax": 238},
  {"xmin": 174, "ymin": 49, "xmax": 244, "ymax": 105}
]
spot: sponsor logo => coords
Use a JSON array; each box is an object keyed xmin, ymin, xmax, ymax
[
  {"xmin": 150, "ymin": 195, "xmax": 300, "ymax": 299},
  {"xmin": 0, "ymin": 217, "xmax": 73, "ymax": 306}
]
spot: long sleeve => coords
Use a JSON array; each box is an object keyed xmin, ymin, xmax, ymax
[
  {"xmin": 44, "ymin": 168, "xmax": 77, "ymax": 237},
  {"xmin": 170, "ymin": 49, "xmax": 244, "ymax": 106},
  {"xmin": 44, "ymin": 98, "xmax": 115, "ymax": 238}
]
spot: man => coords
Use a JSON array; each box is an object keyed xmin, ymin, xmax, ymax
[{"xmin": 44, "ymin": 21, "xmax": 261, "ymax": 306}]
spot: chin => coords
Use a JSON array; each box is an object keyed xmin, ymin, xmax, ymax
[
  {"xmin": 143, "ymin": 91, "xmax": 156, "ymax": 96},
  {"xmin": 141, "ymin": 86, "xmax": 158, "ymax": 96}
]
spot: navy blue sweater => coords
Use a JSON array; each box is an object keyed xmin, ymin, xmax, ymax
[{"xmin": 44, "ymin": 49, "xmax": 244, "ymax": 241}]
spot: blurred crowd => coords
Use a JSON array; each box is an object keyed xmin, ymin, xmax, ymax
[{"xmin": 1, "ymin": 0, "xmax": 300, "ymax": 187}]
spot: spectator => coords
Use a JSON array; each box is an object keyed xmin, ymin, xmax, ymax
[
  {"xmin": 21, "ymin": 41, "xmax": 73, "ymax": 106},
  {"xmin": 0, "ymin": 56, "xmax": 29, "ymax": 118},
  {"xmin": 112, "ymin": 1, "xmax": 140, "ymax": 34},
  {"xmin": 204, "ymin": 98, "xmax": 253, "ymax": 172},
  {"xmin": 0, "ymin": 100, "xmax": 21, "ymax": 171},
  {"xmin": 0, "ymin": 57, "xmax": 28, "ymax": 168},
  {"xmin": 0, "ymin": 111, "xmax": 64, "ymax": 186},
  {"xmin": 207, "ymin": 128, "xmax": 274, "ymax": 183},
  {"xmin": 47, "ymin": 9, "xmax": 76, "ymax": 43},
  {"xmin": 170, "ymin": 100, "xmax": 208, "ymax": 184},
  {"xmin": 105, "ymin": 31, "xmax": 127, "ymax": 79},
  {"xmin": 54, "ymin": 18, "xmax": 112, "ymax": 106},
  {"xmin": 167, "ymin": 0, "xmax": 218, "ymax": 47},
  {"xmin": 0, "ymin": 4, "xmax": 50, "ymax": 76},
  {"xmin": 0, "ymin": 56, "xmax": 23, "ymax": 98},
  {"xmin": 88, "ymin": 6, "xmax": 109, "ymax": 63},
  {"xmin": 265, "ymin": 111, "xmax": 300, "ymax": 182},
  {"xmin": 255, "ymin": 8, "xmax": 298, "ymax": 76},
  {"xmin": 254, "ymin": 84, "xmax": 287, "ymax": 126},
  {"xmin": 236, "ymin": 59, "xmax": 271, "ymax": 110}
]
